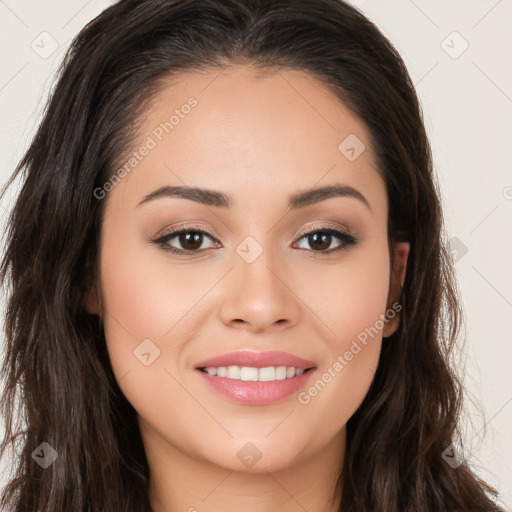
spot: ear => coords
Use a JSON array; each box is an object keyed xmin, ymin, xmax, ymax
[
  {"xmin": 383, "ymin": 241, "xmax": 409, "ymax": 338},
  {"xmin": 84, "ymin": 281, "xmax": 102, "ymax": 317}
]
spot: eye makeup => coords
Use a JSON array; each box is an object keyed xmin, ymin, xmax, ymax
[{"xmin": 151, "ymin": 222, "xmax": 358, "ymax": 256}]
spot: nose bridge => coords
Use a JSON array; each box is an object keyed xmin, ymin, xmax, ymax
[{"xmin": 218, "ymin": 234, "xmax": 299, "ymax": 331}]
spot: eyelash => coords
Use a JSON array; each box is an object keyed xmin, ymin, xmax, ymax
[{"xmin": 152, "ymin": 223, "xmax": 358, "ymax": 256}]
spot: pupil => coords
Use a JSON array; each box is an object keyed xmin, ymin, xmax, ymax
[
  {"xmin": 310, "ymin": 232, "xmax": 330, "ymax": 251},
  {"xmin": 180, "ymin": 232, "xmax": 202, "ymax": 250}
]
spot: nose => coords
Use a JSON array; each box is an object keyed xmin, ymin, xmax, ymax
[{"xmin": 218, "ymin": 248, "xmax": 300, "ymax": 334}]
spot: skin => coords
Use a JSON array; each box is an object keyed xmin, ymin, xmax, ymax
[{"xmin": 86, "ymin": 65, "xmax": 409, "ymax": 512}]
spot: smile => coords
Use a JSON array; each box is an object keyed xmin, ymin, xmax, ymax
[{"xmin": 199, "ymin": 365, "xmax": 312, "ymax": 381}]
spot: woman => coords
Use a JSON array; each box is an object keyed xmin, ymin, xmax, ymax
[{"xmin": 0, "ymin": 0, "xmax": 504, "ymax": 510}]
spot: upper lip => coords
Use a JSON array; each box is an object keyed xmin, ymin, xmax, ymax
[{"xmin": 195, "ymin": 350, "xmax": 316, "ymax": 370}]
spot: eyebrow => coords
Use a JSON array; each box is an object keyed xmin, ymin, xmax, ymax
[{"xmin": 137, "ymin": 183, "xmax": 371, "ymax": 211}]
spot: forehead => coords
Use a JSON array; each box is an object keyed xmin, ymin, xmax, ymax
[{"xmin": 106, "ymin": 64, "xmax": 386, "ymax": 216}]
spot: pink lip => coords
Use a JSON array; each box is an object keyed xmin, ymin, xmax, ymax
[
  {"xmin": 194, "ymin": 350, "xmax": 317, "ymax": 405},
  {"xmin": 196, "ymin": 369, "xmax": 316, "ymax": 405},
  {"xmin": 194, "ymin": 350, "xmax": 316, "ymax": 370}
]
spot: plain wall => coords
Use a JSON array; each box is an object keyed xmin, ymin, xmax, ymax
[{"xmin": 0, "ymin": 0, "xmax": 510, "ymax": 509}]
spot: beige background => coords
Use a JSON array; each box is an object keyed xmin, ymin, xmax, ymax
[{"xmin": 0, "ymin": 0, "xmax": 510, "ymax": 508}]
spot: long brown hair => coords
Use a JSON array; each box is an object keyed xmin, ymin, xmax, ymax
[{"xmin": 0, "ymin": 0, "xmax": 503, "ymax": 510}]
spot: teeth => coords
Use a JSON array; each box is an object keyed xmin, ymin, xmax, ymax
[
  {"xmin": 259, "ymin": 366, "xmax": 276, "ymax": 382},
  {"xmin": 202, "ymin": 365, "xmax": 307, "ymax": 382},
  {"xmin": 275, "ymin": 366, "xmax": 287, "ymax": 380},
  {"xmin": 226, "ymin": 365, "xmax": 240, "ymax": 379},
  {"xmin": 240, "ymin": 367, "xmax": 258, "ymax": 381}
]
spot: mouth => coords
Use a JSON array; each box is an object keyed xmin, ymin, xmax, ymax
[
  {"xmin": 193, "ymin": 350, "xmax": 317, "ymax": 405},
  {"xmin": 197, "ymin": 365, "xmax": 316, "ymax": 382}
]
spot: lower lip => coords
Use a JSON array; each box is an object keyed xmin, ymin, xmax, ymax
[{"xmin": 195, "ymin": 368, "xmax": 316, "ymax": 405}]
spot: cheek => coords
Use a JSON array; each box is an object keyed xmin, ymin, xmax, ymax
[
  {"xmin": 304, "ymin": 238, "xmax": 391, "ymax": 352},
  {"xmin": 294, "ymin": 239, "xmax": 390, "ymax": 430},
  {"xmin": 98, "ymin": 234, "xmax": 216, "ymax": 441},
  {"xmin": 99, "ymin": 242, "xmax": 205, "ymax": 373}
]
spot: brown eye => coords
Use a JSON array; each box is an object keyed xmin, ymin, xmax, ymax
[
  {"xmin": 293, "ymin": 227, "xmax": 358, "ymax": 254},
  {"xmin": 307, "ymin": 232, "xmax": 333, "ymax": 251},
  {"xmin": 153, "ymin": 228, "xmax": 219, "ymax": 254},
  {"xmin": 177, "ymin": 231, "xmax": 204, "ymax": 251},
  {"xmin": 153, "ymin": 225, "xmax": 358, "ymax": 256}
]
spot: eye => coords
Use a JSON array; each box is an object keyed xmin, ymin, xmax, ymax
[
  {"xmin": 153, "ymin": 226, "xmax": 220, "ymax": 255},
  {"xmin": 293, "ymin": 225, "xmax": 358, "ymax": 255},
  {"xmin": 152, "ymin": 224, "xmax": 358, "ymax": 255}
]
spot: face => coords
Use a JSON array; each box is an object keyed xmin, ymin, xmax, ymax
[{"xmin": 88, "ymin": 65, "xmax": 408, "ymax": 474}]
